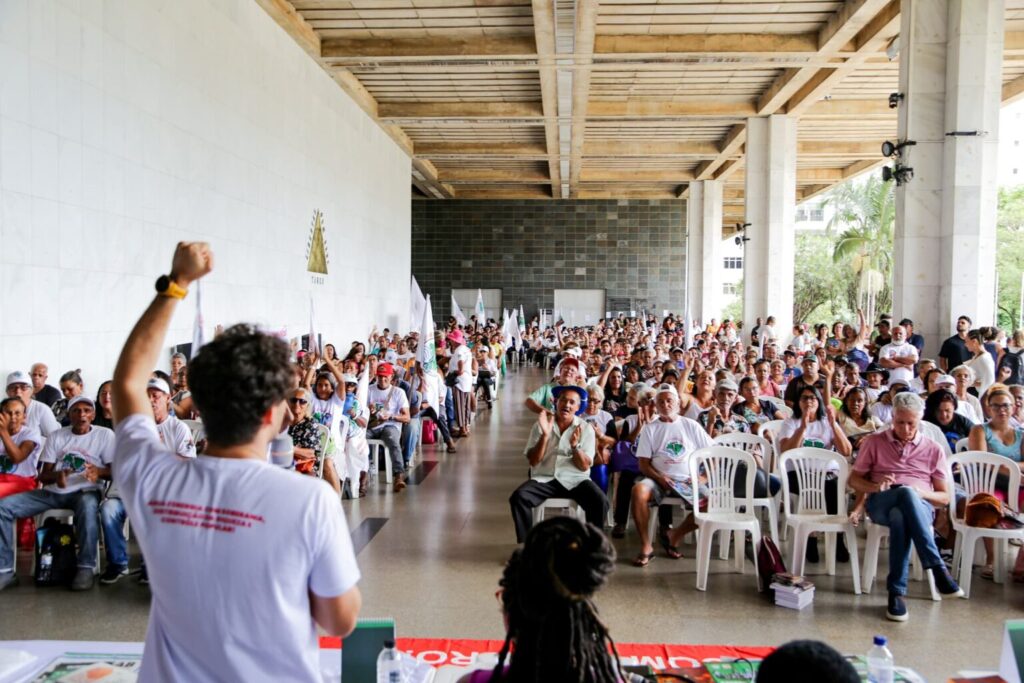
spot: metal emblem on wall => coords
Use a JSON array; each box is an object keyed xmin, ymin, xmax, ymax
[{"xmin": 306, "ymin": 210, "xmax": 329, "ymax": 284}]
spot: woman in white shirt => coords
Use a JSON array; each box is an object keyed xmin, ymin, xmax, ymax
[
  {"xmin": 447, "ymin": 330, "xmax": 475, "ymax": 437},
  {"xmin": 950, "ymin": 365, "xmax": 985, "ymax": 423},
  {"xmin": 778, "ymin": 385, "xmax": 853, "ymax": 564},
  {"xmin": 965, "ymin": 329, "xmax": 996, "ymax": 396}
]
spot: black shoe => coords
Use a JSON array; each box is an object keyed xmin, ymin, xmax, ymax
[
  {"xmin": 836, "ymin": 535, "xmax": 850, "ymax": 563},
  {"xmin": 71, "ymin": 567, "xmax": 95, "ymax": 591},
  {"xmin": 138, "ymin": 565, "xmax": 149, "ymax": 586},
  {"xmin": 886, "ymin": 593, "xmax": 908, "ymax": 622},
  {"xmin": 931, "ymin": 565, "xmax": 965, "ymax": 598},
  {"xmin": 805, "ymin": 536, "xmax": 820, "ymax": 563},
  {"xmin": 611, "ymin": 524, "xmax": 626, "ymax": 539},
  {"xmin": 100, "ymin": 564, "xmax": 129, "ymax": 585}
]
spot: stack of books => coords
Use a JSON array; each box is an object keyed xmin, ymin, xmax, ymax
[{"xmin": 770, "ymin": 572, "xmax": 815, "ymax": 610}]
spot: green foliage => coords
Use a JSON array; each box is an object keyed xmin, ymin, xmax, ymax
[
  {"xmin": 722, "ymin": 278, "xmax": 743, "ymax": 322},
  {"xmin": 794, "ymin": 232, "xmax": 856, "ymax": 324},
  {"xmin": 997, "ymin": 186, "xmax": 1024, "ymax": 329}
]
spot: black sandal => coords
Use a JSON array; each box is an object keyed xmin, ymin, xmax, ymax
[{"xmin": 633, "ymin": 552, "xmax": 655, "ymax": 568}]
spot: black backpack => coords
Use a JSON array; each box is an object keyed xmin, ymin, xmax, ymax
[
  {"xmin": 34, "ymin": 518, "xmax": 78, "ymax": 587},
  {"xmin": 998, "ymin": 349, "xmax": 1024, "ymax": 386}
]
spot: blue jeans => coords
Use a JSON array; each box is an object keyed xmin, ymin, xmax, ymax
[
  {"xmin": 0, "ymin": 489, "xmax": 100, "ymax": 573},
  {"xmin": 100, "ymin": 497, "xmax": 128, "ymax": 568},
  {"xmin": 866, "ymin": 486, "xmax": 942, "ymax": 596},
  {"xmin": 402, "ymin": 417, "xmax": 422, "ymax": 466}
]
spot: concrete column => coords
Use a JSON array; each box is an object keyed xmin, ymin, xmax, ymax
[
  {"xmin": 894, "ymin": 0, "xmax": 1003, "ymax": 352},
  {"xmin": 686, "ymin": 180, "xmax": 724, "ymax": 326},
  {"xmin": 743, "ymin": 115, "xmax": 796, "ymax": 340}
]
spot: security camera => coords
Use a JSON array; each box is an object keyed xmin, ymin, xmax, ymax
[
  {"xmin": 888, "ymin": 92, "xmax": 904, "ymax": 109},
  {"xmin": 881, "ymin": 164, "xmax": 914, "ymax": 186}
]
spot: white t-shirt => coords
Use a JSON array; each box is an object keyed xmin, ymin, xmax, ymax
[
  {"xmin": 870, "ymin": 401, "xmax": 894, "ymax": 425},
  {"xmin": 879, "ymin": 341, "xmax": 918, "ymax": 385},
  {"xmin": 26, "ymin": 399, "xmax": 60, "ymax": 438},
  {"xmin": 635, "ymin": 416, "xmax": 713, "ymax": 482},
  {"xmin": 39, "ymin": 425, "xmax": 116, "ymax": 493},
  {"xmin": 156, "ymin": 415, "xmax": 197, "ymax": 459},
  {"xmin": 113, "ymin": 414, "xmax": 360, "ymax": 683},
  {"xmin": 0, "ymin": 426, "xmax": 42, "ymax": 478},
  {"xmin": 450, "ymin": 344, "xmax": 475, "ymax": 392},
  {"xmin": 779, "ymin": 417, "xmax": 839, "ymax": 471},
  {"xmin": 584, "ymin": 409, "xmax": 613, "ymax": 432},
  {"xmin": 310, "ymin": 393, "xmax": 345, "ymax": 435},
  {"xmin": 367, "ymin": 383, "xmax": 410, "ymax": 430}
]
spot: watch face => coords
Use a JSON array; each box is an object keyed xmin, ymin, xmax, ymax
[{"xmin": 155, "ymin": 275, "xmax": 170, "ymax": 292}]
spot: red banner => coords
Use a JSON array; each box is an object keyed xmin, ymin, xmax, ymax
[{"xmin": 319, "ymin": 637, "xmax": 772, "ymax": 671}]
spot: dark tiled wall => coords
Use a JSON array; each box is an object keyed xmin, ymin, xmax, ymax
[{"xmin": 411, "ymin": 199, "xmax": 687, "ymax": 320}]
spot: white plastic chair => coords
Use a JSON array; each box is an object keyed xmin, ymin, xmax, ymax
[
  {"xmin": 861, "ymin": 519, "xmax": 940, "ymax": 601},
  {"xmin": 949, "ymin": 451, "xmax": 1024, "ymax": 597},
  {"xmin": 367, "ymin": 439, "xmax": 393, "ymax": 484},
  {"xmin": 313, "ymin": 424, "xmax": 331, "ymax": 479},
  {"xmin": 955, "ymin": 437, "xmax": 970, "ymax": 453},
  {"xmin": 532, "ymin": 498, "xmax": 585, "ymax": 526},
  {"xmin": 645, "ymin": 496, "xmax": 692, "ymax": 549},
  {"xmin": 759, "ymin": 419, "xmax": 788, "ymax": 537},
  {"xmin": 690, "ymin": 446, "xmax": 762, "ymax": 592},
  {"xmin": 918, "ymin": 421, "xmax": 953, "ymax": 458},
  {"xmin": 780, "ymin": 447, "xmax": 861, "ymax": 594},
  {"xmin": 712, "ymin": 432, "xmax": 780, "ymax": 545}
]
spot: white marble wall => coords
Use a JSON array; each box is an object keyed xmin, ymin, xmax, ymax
[
  {"xmin": 0, "ymin": 0, "xmax": 411, "ymax": 390},
  {"xmin": 686, "ymin": 180, "xmax": 724, "ymax": 325},
  {"xmin": 894, "ymin": 0, "xmax": 1003, "ymax": 353},
  {"xmin": 743, "ymin": 116, "xmax": 796, "ymax": 339}
]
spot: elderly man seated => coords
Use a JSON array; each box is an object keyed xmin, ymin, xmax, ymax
[
  {"xmin": 524, "ymin": 356, "xmax": 582, "ymax": 414},
  {"xmin": 849, "ymin": 392, "xmax": 964, "ymax": 622},
  {"xmin": 509, "ymin": 385, "xmax": 608, "ymax": 543},
  {"xmin": 631, "ymin": 383, "xmax": 713, "ymax": 567},
  {"xmin": 0, "ymin": 396, "xmax": 115, "ymax": 591}
]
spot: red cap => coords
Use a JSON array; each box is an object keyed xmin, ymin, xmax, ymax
[{"xmin": 376, "ymin": 363, "xmax": 395, "ymax": 377}]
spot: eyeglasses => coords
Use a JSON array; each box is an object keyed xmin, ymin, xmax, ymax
[
  {"xmin": 990, "ymin": 402, "xmax": 1014, "ymax": 411},
  {"xmin": 289, "ymin": 397, "xmax": 309, "ymax": 405}
]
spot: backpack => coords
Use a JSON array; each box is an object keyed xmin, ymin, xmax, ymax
[
  {"xmin": 34, "ymin": 518, "xmax": 78, "ymax": 587},
  {"xmin": 998, "ymin": 349, "xmax": 1024, "ymax": 386},
  {"xmin": 422, "ymin": 418, "xmax": 437, "ymax": 445},
  {"xmin": 757, "ymin": 537, "xmax": 787, "ymax": 594}
]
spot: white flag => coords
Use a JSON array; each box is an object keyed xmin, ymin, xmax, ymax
[
  {"xmin": 191, "ymin": 280, "xmax": 205, "ymax": 358},
  {"xmin": 475, "ymin": 289, "xmax": 486, "ymax": 322},
  {"xmin": 519, "ymin": 305, "xmax": 525, "ymax": 328},
  {"xmin": 451, "ymin": 293, "xmax": 467, "ymax": 326},
  {"xmin": 308, "ymin": 295, "xmax": 320, "ymax": 354},
  {"xmin": 410, "ymin": 276, "xmax": 426, "ymax": 331},
  {"xmin": 418, "ymin": 295, "xmax": 440, "ymax": 415},
  {"xmin": 503, "ymin": 311, "xmax": 523, "ymax": 350}
]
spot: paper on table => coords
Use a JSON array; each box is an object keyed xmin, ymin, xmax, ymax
[{"xmin": 0, "ymin": 650, "xmax": 35, "ymax": 678}]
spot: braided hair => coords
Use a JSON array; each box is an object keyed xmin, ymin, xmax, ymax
[{"xmin": 491, "ymin": 517, "xmax": 622, "ymax": 683}]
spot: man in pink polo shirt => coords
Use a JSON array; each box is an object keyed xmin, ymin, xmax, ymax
[{"xmin": 850, "ymin": 391, "xmax": 964, "ymax": 623}]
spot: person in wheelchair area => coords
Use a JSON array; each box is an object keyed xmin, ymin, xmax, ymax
[{"xmin": 475, "ymin": 343, "xmax": 498, "ymax": 409}]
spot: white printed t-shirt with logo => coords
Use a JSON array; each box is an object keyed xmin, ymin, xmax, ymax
[
  {"xmin": 113, "ymin": 414, "xmax": 360, "ymax": 683},
  {"xmin": 878, "ymin": 341, "xmax": 919, "ymax": 386},
  {"xmin": 156, "ymin": 415, "xmax": 197, "ymax": 459},
  {"xmin": 310, "ymin": 393, "xmax": 346, "ymax": 441},
  {"xmin": 635, "ymin": 416, "xmax": 713, "ymax": 482},
  {"xmin": 39, "ymin": 425, "xmax": 116, "ymax": 493},
  {"xmin": 367, "ymin": 384, "xmax": 409, "ymax": 430},
  {"xmin": 0, "ymin": 426, "xmax": 42, "ymax": 478}
]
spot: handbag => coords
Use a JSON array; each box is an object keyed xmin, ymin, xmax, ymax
[{"xmin": 965, "ymin": 492, "xmax": 1002, "ymax": 528}]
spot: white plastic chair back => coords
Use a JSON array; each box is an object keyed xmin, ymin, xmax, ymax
[
  {"xmin": 950, "ymin": 451, "xmax": 1021, "ymax": 516},
  {"xmin": 758, "ymin": 420, "xmax": 786, "ymax": 473},
  {"xmin": 713, "ymin": 432, "xmax": 773, "ymax": 476},
  {"xmin": 955, "ymin": 437, "xmax": 970, "ymax": 453},
  {"xmin": 690, "ymin": 446, "xmax": 756, "ymax": 521},
  {"xmin": 314, "ymin": 423, "xmax": 331, "ymax": 478},
  {"xmin": 779, "ymin": 447, "xmax": 850, "ymax": 518}
]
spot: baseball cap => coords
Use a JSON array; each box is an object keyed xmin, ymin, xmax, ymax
[
  {"xmin": 67, "ymin": 395, "xmax": 95, "ymax": 411},
  {"xmin": 670, "ymin": 346, "xmax": 684, "ymax": 354},
  {"xmin": 342, "ymin": 373, "xmax": 359, "ymax": 385},
  {"xmin": 934, "ymin": 374, "xmax": 956, "ymax": 388},
  {"xmin": 146, "ymin": 378, "xmax": 171, "ymax": 395},
  {"xmin": 5, "ymin": 371, "xmax": 31, "ymax": 388},
  {"xmin": 376, "ymin": 363, "xmax": 395, "ymax": 377},
  {"xmin": 655, "ymin": 383, "xmax": 679, "ymax": 398},
  {"xmin": 715, "ymin": 378, "xmax": 739, "ymax": 392},
  {"xmin": 801, "ymin": 353, "xmax": 819, "ymax": 364}
]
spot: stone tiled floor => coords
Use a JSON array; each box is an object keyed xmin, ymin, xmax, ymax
[{"xmin": 3, "ymin": 366, "xmax": 1022, "ymax": 680}]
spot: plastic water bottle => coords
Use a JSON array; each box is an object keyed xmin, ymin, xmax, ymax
[
  {"xmin": 376, "ymin": 639, "xmax": 403, "ymax": 683},
  {"xmin": 38, "ymin": 552, "xmax": 52, "ymax": 583},
  {"xmin": 867, "ymin": 635, "xmax": 894, "ymax": 683}
]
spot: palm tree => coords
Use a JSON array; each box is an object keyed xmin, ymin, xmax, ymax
[{"xmin": 823, "ymin": 175, "xmax": 895, "ymax": 325}]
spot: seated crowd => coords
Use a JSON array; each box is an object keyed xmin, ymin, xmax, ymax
[
  {"xmin": 0, "ymin": 318, "xmax": 509, "ymax": 591},
  {"xmin": 510, "ymin": 311, "xmax": 1024, "ymax": 622}
]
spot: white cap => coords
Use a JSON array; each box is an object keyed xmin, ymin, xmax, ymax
[
  {"xmin": 655, "ymin": 383, "xmax": 679, "ymax": 398},
  {"xmin": 342, "ymin": 373, "xmax": 359, "ymax": 385},
  {"xmin": 67, "ymin": 395, "xmax": 95, "ymax": 411},
  {"xmin": 935, "ymin": 374, "xmax": 956, "ymax": 388},
  {"xmin": 563, "ymin": 347, "xmax": 583, "ymax": 359},
  {"xmin": 5, "ymin": 371, "xmax": 31, "ymax": 388},
  {"xmin": 146, "ymin": 378, "xmax": 171, "ymax": 395}
]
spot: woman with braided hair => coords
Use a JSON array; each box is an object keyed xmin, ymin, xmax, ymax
[{"xmin": 461, "ymin": 517, "xmax": 625, "ymax": 683}]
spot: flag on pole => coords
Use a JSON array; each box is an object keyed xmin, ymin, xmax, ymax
[
  {"xmin": 410, "ymin": 276, "xmax": 426, "ymax": 330},
  {"xmin": 475, "ymin": 289, "xmax": 486, "ymax": 322},
  {"xmin": 308, "ymin": 294, "xmax": 320, "ymax": 354},
  {"xmin": 451, "ymin": 293, "xmax": 468, "ymax": 326},
  {"xmin": 518, "ymin": 305, "xmax": 525, "ymax": 328},
  {"xmin": 503, "ymin": 310, "xmax": 523, "ymax": 350},
  {"xmin": 417, "ymin": 295, "xmax": 440, "ymax": 415},
  {"xmin": 191, "ymin": 280, "xmax": 206, "ymax": 358}
]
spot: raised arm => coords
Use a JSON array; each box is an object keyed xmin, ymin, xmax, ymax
[{"xmin": 112, "ymin": 243, "xmax": 213, "ymax": 425}]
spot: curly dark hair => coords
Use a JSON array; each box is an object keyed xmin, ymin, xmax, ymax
[
  {"xmin": 187, "ymin": 324, "xmax": 294, "ymax": 447},
  {"xmin": 756, "ymin": 639, "xmax": 858, "ymax": 683},
  {"xmin": 491, "ymin": 517, "xmax": 621, "ymax": 683}
]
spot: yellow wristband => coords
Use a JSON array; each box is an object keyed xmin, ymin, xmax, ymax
[{"xmin": 159, "ymin": 279, "xmax": 188, "ymax": 300}]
